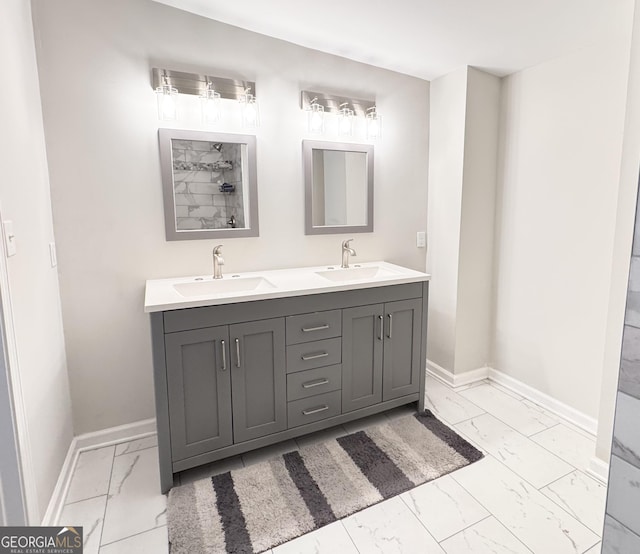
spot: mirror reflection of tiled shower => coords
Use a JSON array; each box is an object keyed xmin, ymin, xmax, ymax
[
  {"xmin": 171, "ymin": 139, "xmax": 246, "ymax": 230},
  {"xmin": 602, "ymin": 185, "xmax": 640, "ymax": 551}
]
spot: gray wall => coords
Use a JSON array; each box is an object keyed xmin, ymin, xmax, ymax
[
  {"xmin": 602, "ymin": 194, "xmax": 640, "ymax": 551},
  {"xmin": 31, "ymin": 0, "xmax": 430, "ymax": 434},
  {"xmin": 1, "ymin": 0, "xmax": 74, "ymax": 521}
]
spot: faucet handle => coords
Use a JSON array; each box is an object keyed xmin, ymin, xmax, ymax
[
  {"xmin": 213, "ymin": 244, "xmax": 224, "ymax": 265},
  {"xmin": 342, "ymin": 238, "xmax": 354, "ymax": 248},
  {"xmin": 213, "ymin": 244, "xmax": 223, "ymax": 255}
]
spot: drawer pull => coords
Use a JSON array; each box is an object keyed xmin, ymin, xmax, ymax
[
  {"xmin": 302, "ymin": 378, "xmax": 330, "ymax": 389},
  {"xmin": 301, "ymin": 351, "xmax": 329, "ymax": 361},
  {"xmin": 220, "ymin": 340, "xmax": 227, "ymax": 371},
  {"xmin": 302, "ymin": 324, "xmax": 330, "ymax": 333},
  {"xmin": 302, "ymin": 405, "xmax": 329, "ymax": 416}
]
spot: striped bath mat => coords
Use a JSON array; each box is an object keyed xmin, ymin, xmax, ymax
[{"xmin": 167, "ymin": 410, "xmax": 483, "ymax": 553}]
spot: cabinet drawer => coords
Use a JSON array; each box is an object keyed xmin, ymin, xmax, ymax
[
  {"xmin": 286, "ymin": 337, "xmax": 341, "ymax": 373},
  {"xmin": 286, "ymin": 310, "xmax": 342, "ymax": 345},
  {"xmin": 288, "ymin": 390, "xmax": 342, "ymax": 428},
  {"xmin": 286, "ymin": 364, "xmax": 342, "ymax": 402}
]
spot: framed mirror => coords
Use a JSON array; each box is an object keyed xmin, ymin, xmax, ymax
[
  {"xmin": 159, "ymin": 129, "xmax": 259, "ymax": 240},
  {"xmin": 303, "ymin": 140, "xmax": 373, "ymax": 235}
]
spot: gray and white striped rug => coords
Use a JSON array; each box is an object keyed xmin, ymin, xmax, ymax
[{"xmin": 167, "ymin": 410, "xmax": 483, "ymax": 553}]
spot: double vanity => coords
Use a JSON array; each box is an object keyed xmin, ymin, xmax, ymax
[{"xmin": 145, "ymin": 259, "xmax": 430, "ymax": 493}]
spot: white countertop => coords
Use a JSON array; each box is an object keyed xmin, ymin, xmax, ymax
[{"xmin": 144, "ymin": 261, "xmax": 430, "ymax": 313}]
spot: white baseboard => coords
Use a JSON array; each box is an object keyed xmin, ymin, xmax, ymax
[
  {"xmin": 426, "ymin": 360, "xmax": 489, "ymax": 388},
  {"xmin": 426, "ymin": 360, "xmax": 598, "ymax": 438},
  {"xmin": 73, "ymin": 418, "xmax": 156, "ymax": 452},
  {"xmin": 41, "ymin": 418, "xmax": 157, "ymax": 526},
  {"xmin": 587, "ymin": 456, "xmax": 610, "ymax": 485},
  {"xmin": 485, "ymin": 368, "xmax": 598, "ymax": 437}
]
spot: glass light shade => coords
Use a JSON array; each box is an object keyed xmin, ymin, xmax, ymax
[
  {"xmin": 200, "ymin": 89, "xmax": 221, "ymax": 125},
  {"xmin": 366, "ymin": 108, "xmax": 382, "ymax": 140},
  {"xmin": 338, "ymin": 107, "xmax": 354, "ymax": 137},
  {"xmin": 240, "ymin": 93, "xmax": 260, "ymax": 128},
  {"xmin": 308, "ymin": 103, "xmax": 325, "ymax": 134},
  {"xmin": 155, "ymin": 83, "xmax": 178, "ymax": 121}
]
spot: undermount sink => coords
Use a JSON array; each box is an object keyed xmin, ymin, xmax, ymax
[
  {"xmin": 315, "ymin": 266, "xmax": 399, "ymax": 283},
  {"xmin": 173, "ymin": 276, "xmax": 276, "ymax": 297}
]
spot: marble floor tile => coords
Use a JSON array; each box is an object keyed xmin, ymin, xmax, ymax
[
  {"xmin": 100, "ymin": 446, "xmax": 167, "ymax": 545},
  {"xmin": 602, "ymin": 515, "xmax": 640, "ymax": 554},
  {"xmin": 400, "ymin": 474, "xmax": 490, "ymax": 541},
  {"xmin": 541, "ymin": 471, "xmax": 607, "ymax": 534},
  {"xmin": 66, "ymin": 446, "xmax": 115, "ymax": 504},
  {"xmin": 342, "ymin": 496, "xmax": 444, "ymax": 553},
  {"xmin": 343, "ymin": 412, "xmax": 390, "ymax": 434},
  {"xmin": 241, "ymin": 439, "xmax": 298, "ymax": 467},
  {"xmin": 178, "ymin": 455, "xmax": 244, "ymax": 485},
  {"xmin": 115, "ymin": 435, "xmax": 158, "ymax": 456},
  {"xmin": 295, "ymin": 424, "xmax": 349, "ymax": 449},
  {"xmin": 531, "ymin": 423, "xmax": 596, "ymax": 471},
  {"xmin": 60, "ymin": 495, "xmax": 107, "ymax": 554},
  {"xmin": 99, "ymin": 526, "xmax": 168, "ymax": 554},
  {"xmin": 605, "ymin": 455, "xmax": 640, "ymax": 535},
  {"xmin": 272, "ymin": 521, "xmax": 358, "ymax": 554},
  {"xmin": 459, "ymin": 384, "xmax": 557, "ymax": 436},
  {"xmin": 456, "ymin": 414, "xmax": 573, "ymax": 488},
  {"xmin": 451, "ymin": 456, "xmax": 599, "ymax": 553},
  {"xmin": 440, "ymin": 516, "xmax": 533, "ymax": 554},
  {"xmin": 611, "ymin": 392, "xmax": 640, "ymax": 468},
  {"xmin": 425, "ymin": 376, "xmax": 485, "ymax": 424}
]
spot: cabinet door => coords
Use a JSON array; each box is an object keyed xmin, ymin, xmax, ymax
[
  {"xmin": 342, "ymin": 304, "xmax": 384, "ymax": 412},
  {"xmin": 383, "ymin": 298, "xmax": 422, "ymax": 401},
  {"xmin": 165, "ymin": 326, "xmax": 233, "ymax": 461},
  {"xmin": 230, "ymin": 318, "xmax": 287, "ymax": 442}
]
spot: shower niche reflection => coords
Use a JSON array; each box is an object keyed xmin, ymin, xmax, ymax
[{"xmin": 159, "ymin": 129, "xmax": 259, "ymax": 240}]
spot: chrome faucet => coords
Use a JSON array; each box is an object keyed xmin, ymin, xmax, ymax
[
  {"xmin": 212, "ymin": 245, "xmax": 224, "ymax": 279},
  {"xmin": 341, "ymin": 239, "xmax": 357, "ymax": 269}
]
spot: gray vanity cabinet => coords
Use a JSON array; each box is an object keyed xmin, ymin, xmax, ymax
[
  {"xmin": 151, "ymin": 280, "xmax": 429, "ymax": 493},
  {"xmin": 342, "ymin": 299, "xmax": 422, "ymax": 412},
  {"xmin": 165, "ymin": 326, "xmax": 233, "ymax": 461},
  {"xmin": 382, "ymin": 299, "xmax": 422, "ymax": 401},
  {"xmin": 342, "ymin": 304, "xmax": 384, "ymax": 412},
  {"xmin": 229, "ymin": 318, "xmax": 287, "ymax": 442}
]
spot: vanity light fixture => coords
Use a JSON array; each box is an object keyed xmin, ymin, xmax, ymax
[
  {"xmin": 300, "ymin": 91, "xmax": 377, "ymax": 139},
  {"xmin": 239, "ymin": 88, "xmax": 260, "ymax": 129},
  {"xmin": 338, "ymin": 103, "xmax": 354, "ymax": 137},
  {"xmin": 306, "ymin": 97, "xmax": 325, "ymax": 134},
  {"xmin": 155, "ymin": 72, "xmax": 178, "ymax": 121},
  {"xmin": 200, "ymin": 81, "xmax": 221, "ymax": 125},
  {"xmin": 151, "ymin": 68, "xmax": 256, "ymax": 125},
  {"xmin": 366, "ymin": 106, "xmax": 382, "ymax": 140}
]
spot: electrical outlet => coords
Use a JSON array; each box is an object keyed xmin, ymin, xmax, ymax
[
  {"xmin": 416, "ymin": 231, "xmax": 426, "ymax": 248},
  {"xmin": 49, "ymin": 242, "xmax": 57, "ymax": 267},
  {"xmin": 3, "ymin": 221, "xmax": 16, "ymax": 257}
]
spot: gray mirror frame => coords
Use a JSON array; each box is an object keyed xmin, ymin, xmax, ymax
[
  {"xmin": 303, "ymin": 140, "xmax": 374, "ymax": 235},
  {"xmin": 159, "ymin": 128, "xmax": 259, "ymax": 241}
]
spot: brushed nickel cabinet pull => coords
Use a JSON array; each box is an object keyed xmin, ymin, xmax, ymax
[
  {"xmin": 301, "ymin": 351, "xmax": 329, "ymax": 361},
  {"xmin": 302, "ymin": 324, "xmax": 330, "ymax": 333},
  {"xmin": 302, "ymin": 378, "xmax": 330, "ymax": 389},
  {"xmin": 235, "ymin": 338, "xmax": 241, "ymax": 368},
  {"xmin": 377, "ymin": 315, "xmax": 383, "ymax": 340},
  {"xmin": 220, "ymin": 340, "xmax": 227, "ymax": 371},
  {"xmin": 387, "ymin": 313, "xmax": 393, "ymax": 339},
  {"xmin": 303, "ymin": 405, "xmax": 329, "ymax": 416}
]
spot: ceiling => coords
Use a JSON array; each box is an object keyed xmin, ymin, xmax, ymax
[{"xmin": 151, "ymin": 0, "xmax": 631, "ymax": 80}]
